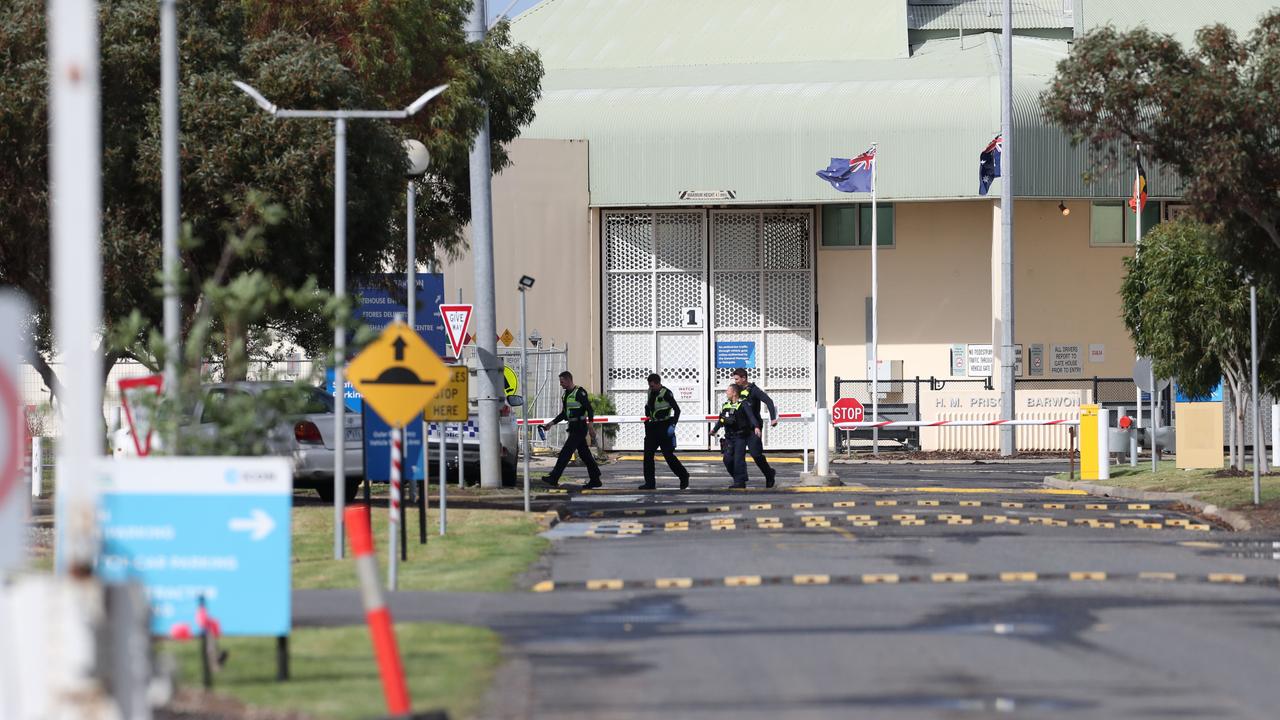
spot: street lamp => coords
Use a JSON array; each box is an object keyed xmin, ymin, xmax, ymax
[
  {"xmin": 233, "ymin": 81, "xmax": 448, "ymax": 560},
  {"xmin": 518, "ymin": 275, "xmax": 535, "ymax": 512},
  {"xmin": 403, "ymin": 139, "xmax": 429, "ymax": 529}
]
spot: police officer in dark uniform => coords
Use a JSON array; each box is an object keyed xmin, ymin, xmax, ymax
[
  {"xmin": 732, "ymin": 368, "xmax": 778, "ymax": 488},
  {"xmin": 710, "ymin": 382, "xmax": 761, "ymax": 489},
  {"xmin": 640, "ymin": 373, "xmax": 690, "ymax": 490},
  {"xmin": 541, "ymin": 371, "xmax": 602, "ymax": 489}
]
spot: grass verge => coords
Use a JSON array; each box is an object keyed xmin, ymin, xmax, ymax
[
  {"xmin": 292, "ymin": 503, "xmax": 548, "ymax": 592},
  {"xmin": 1052, "ymin": 460, "xmax": 1280, "ymax": 509},
  {"xmin": 165, "ymin": 622, "xmax": 499, "ymax": 720}
]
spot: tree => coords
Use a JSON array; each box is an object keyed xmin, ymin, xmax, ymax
[
  {"xmin": 0, "ymin": 0, "xmax": 543, "ymax": 394},
  {"xmin": 1120, "ymin": 220, "xmax": 1279, "ymax": 470},
  {"xmin": 1041, "ymin": 12, "xmax": 1280, "ymax": 283}
]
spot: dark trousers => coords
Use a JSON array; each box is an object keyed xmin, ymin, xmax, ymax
[
  {"xmin": 721, "ymin": 435, "xmax": 748, "ymax": 486},
  {"xmin": 547, "ymin": 424, "xmax": 600, "ymax": 483},
  {"xmin": 643, "ymin": 423, "xmax": 688, "ymax": 485},
  {"xmin": 745, "ymin": 432, "xmax": 775, "ymax": 482}
]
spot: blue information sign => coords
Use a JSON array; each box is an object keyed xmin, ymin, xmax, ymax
[
  {"xmin": 362, "ymin": 404, "xmax": 425, "ymax": 482},
  {"xmin": 355, "ymin": 273, "xmax": 447, "ymax": 356},
  {"xmin": 97, "ymin": 458, "xmax": 293, "ymax": 637},
  {"xmin": 715, "ymin": 341, "xmax": 756, "ymax": 369}
]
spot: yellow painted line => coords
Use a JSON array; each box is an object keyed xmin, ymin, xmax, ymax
[
  {"xmin": 1208, "ymin": 573, "xmax": 1246, "ymax": 584},
  {"xmin": 791, "ymin": 502, "xmax": 814, "ymax": 509},
  {"xmin": 917, "ymin": 500, "xmax": 941, "ymax": 507},
  {"xmin": 587, "ymin": 579, "xmax": 624, "ymax": 591},
  {"xmin": 1179, "ymin": 541, "xmax": 1223, "ymax": 548},
  {"xmin": 1069, "ymin": 571, "xmax": 1107, "ymax": 581},
  {"xmin": 1000, "ymin": 572, "xmax": 1038, "ymax": 583},
  {"xmin": 863, "ymin": 573, "xmax": 900, "ymax": 584},
  {"xmin": 655, "ymin": 577, "xmax": 693, "ymax": 589},
  {"xmin": 589, "ymin": 511, "xmax": 604, "ymax": 518},
  {"xmin": 1139, "ymin": 572, "xmax": 1178, "ymax": 581},
  {"xmin": 788, "ymin": 486, "xmax": 1090, "ymax": 495},
  {"xmin": 532, "ymin": 580, "xmax": 555, "ymax": 593},
  {"xmin": 1001, "ymin": 502, "xmax": 1023, "ymax": 509},
  {"xmin": 750, "ymin": 503, "xmax": 773, "ymax": 510},
  {"xmin": 725, "ymin": 575, "xmax": 762, "ymax": 587},
  {"xmin": 834, "ymin": 501, "xmax": 858, "ymax": 508},
  {"xmin": 617, "ymin": 455, "xmax": 803, "ymax": 463},
  {"xmin": 829, "ymin": 527, "xmax": 858, "ymax": 541},
  {"xmin": 793, "ymin": 574, "xmax": 831, "ymax": 586},
  {"xmin": 932, "ymin": 573, "xmax": 970, "ymax": 583},
  {"xmin": 959, "ymin": 500, "xmax": 982, "ymax": 507},
  {"xmin": 1128, "ymin": 503, "xmax": 1151, "ymax": 510},
  {"xmin": 1119, "ymin": 519, "xmax": 1142, "ymax": 526},
  {"xmin": 664, "ymin": 521, "xmax": 689, "ymax": 532}
]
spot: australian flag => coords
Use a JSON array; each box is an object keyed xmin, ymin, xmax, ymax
[
  {"xmin": 816, "ymin": 147, "xmax": 876, "ymax": 193},
  {"xmin": 978, "ymin": 134, "xmax": 1002, "ymax": 196}
]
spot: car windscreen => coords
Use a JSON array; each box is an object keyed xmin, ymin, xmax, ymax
[{"xmin": 298, "ymin": 386, "xmax": 336, "ymax": 414}]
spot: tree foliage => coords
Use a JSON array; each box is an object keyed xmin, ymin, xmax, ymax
[
  {"xmin": 0, "ymin": 0, "xmax": 542, "ymax": 392},
  {"xmin": 1042, "ymin": 11, "xmax": 1280, "ymax": 281},
  {"xmin": 1120, "ymin": 220, "xmax": 1279, "ymax": 469}
]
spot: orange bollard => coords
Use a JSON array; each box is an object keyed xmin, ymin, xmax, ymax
[{"xmin": 345, "ymin": 505, "xmax": 412, "ymax": 717}]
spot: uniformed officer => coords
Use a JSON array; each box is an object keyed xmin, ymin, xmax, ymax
[
  {"xmin": 640, "ymin": 373, "xmax": 690, "ymax": 490},
  {"xmin": 731, "ymin": 368, "xmax": 778, "ymax": 488},
  {"xmin": 710, "ymin": 382, "xmax": 761, "ymax": 489},
  {"xmin": 541, "ymin": 371, "xmax": 602, "ymax": 489}
]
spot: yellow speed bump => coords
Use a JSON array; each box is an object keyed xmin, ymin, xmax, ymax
[
  {"xmin": 959, "ymin": 500, "xmax": 982, "ymax": 507},
  {"xmin": 1127, "ymin": 503, "xmax": 1151, "ymax": 510},
  {"xmin": 899, "ymin": 519, "xmax": 926, "ymax": 526},
  {"xmin": 655, "ymin": 577, "xmax": 693, "ymax": 589},
  {"xmin": 1043, "ymin": 503, "xmax": 1066, "ymax": 510},
  {"xmin": 791, "ymin": 502, "xmax": 814, "ymax": 509},
  {"xmin": 1208, "ymin": 573, "xmax": 1246, "ymax": 584},
  {"xmin": 532, "ymin": 580, "xmax": 556, "ymax": 593},
  {"xmin": 892, "ymin": 514, "xmax": 918, "ymax": 521},
  {"xmin": 932, "ymin": 573, "xmax": 970, "ymax": 583},
  {"xmin": 725, "ymin": 575, "xmax": 762, "ymax": 587},
  {"xmin": 834, "ymin": 501, "xmax": 858, "ymax": 508},
  {"xmin": 793, "ymin": 574, "xmax": 831, "ymax": 586},
  {"xmin": 875, "ymin": 500, "xmax": 899, "ymax": 507},
  {"xmin": 1085, "ymin": 503, "xmax": 1109, "ymax": 510},
  {"xmin": 1001, "ymin": 502, "xmax": 1023, "ymax": 509},
  {"xmin": 1000, "ymin": 572, "xmax": 1038, "ymax": 583},
  {"xmin": 917, "ymin": 500, "xmax": 940, "ymax": 507},
  {"xmin": 587, "ymin": 579, "xmax": 625, "ymax": 591},
  {"xmin": 664, "ymin": 521, "xmax": 689, "ymax": 532},
  {"xmin": 1069, "ymin": 571, "xmax": 1107, "ymax": 582},
  {"xmin": 750, "ymin": 503, "xmax": 773, "ymax": 510},
  {"xmin": 862, "ymin": 573, "xmax": 900, "ymax": 584},
  {"xmin": 1139, "ymin": 572, "xmax": 1178, "ymax": 581}
]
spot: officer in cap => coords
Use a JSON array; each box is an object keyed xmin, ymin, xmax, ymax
[
  {"xmin": 710, "ymin": 382, "xmax": 761, "ymax": 489},
  {"xmin": 731, "ymin": 368, "xmax": 778, "ymax": 488},
  {"xmin": 639, "ymin": 373, "xmax": 690, "ymax": 490}
]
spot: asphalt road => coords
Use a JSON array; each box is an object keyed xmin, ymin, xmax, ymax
[{"xmin": 296, "ymin": 458, "xmax": 1280, "ymax": 719}]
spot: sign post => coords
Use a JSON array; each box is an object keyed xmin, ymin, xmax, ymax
[
  {"xmin": 424, "ymin": 367, "xmax": 468, "ymax": 536},
  {"xmin": 348, "ymin": 320, "xmax": 450, "ymax": 591}
]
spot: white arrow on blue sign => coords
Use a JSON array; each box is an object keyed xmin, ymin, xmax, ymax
[{"xmin": 97, "ymin": 458, "xmax": 293, "ymax": 637}]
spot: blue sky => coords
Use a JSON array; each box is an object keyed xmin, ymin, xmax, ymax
[{"xmin": 488, "ymin": 0, "xmax": 542, "ymax": 22}]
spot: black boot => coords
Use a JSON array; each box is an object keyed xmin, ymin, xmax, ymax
[
  {"xmin": 582, "ymin": 478, "xmax": 603, "ymax": 489},
  {"xmin": 765, "ymin": 470, "xmax": 776, "ymax": 489},
  {"xmin": 637, "ymin": 482, "xmax": 657, "ymax": 490},
  {"xmin": 679, "ymin": 475, "xmax": 690, "ymax": 490}
]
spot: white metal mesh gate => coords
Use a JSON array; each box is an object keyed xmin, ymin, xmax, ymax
[
  {"xmin": 604, "ymin": 211, "xmax": 709, "ymax": 451},
  {"xmin": 710, "ymin": 210, "xmax": 816, "ymax": 449},
  {"xmin": 603, "ymin": 209, "xmax": 815, "ymax": 450}
]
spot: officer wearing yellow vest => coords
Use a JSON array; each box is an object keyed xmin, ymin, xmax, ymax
[
  {"xmin": 710, "ymin": 382, "xmax": 761, "ymax": 489},
  {"xmin": 732, "ymin": 368, "xmax": 778, "ymax": 488},
  {"xmin": 640, "ymin": 373, "xmax": 690, "ymax": 490},
  {"xmin": 541, "ymin": 371, "xmax": 602, "ymax": 489}
]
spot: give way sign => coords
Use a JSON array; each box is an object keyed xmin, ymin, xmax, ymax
[
  {"xmin": 0, "ymin": 292, "xmax": 31, "ymax": 574},
  {"xmin": 831, "ymin": 397, "xmax": 866, "ymax": 424},
  {"xmin": 439, "ymin": 304, "xmax": 473, "ymax": 359}
]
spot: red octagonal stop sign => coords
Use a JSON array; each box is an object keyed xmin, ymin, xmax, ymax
[{"xmin": 831, "ymin": 397, "xmax": 865, "ymax": 424}]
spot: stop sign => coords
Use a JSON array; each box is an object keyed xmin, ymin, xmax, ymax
[{"xmin": 831, "ymin": 397, "xmax": 865, "ymax": 424}]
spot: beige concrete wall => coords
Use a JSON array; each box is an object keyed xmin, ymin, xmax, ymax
[
  {"xmin": 438, "ymin": 138, "xmax": 599, "ymax": 390},
  {"xmin": 818, "ymin": 199, "xmax": 1139, "ymax": 401}
]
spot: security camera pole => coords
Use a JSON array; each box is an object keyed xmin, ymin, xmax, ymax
[
  {"xmin": 232, "ymin": 81, "xmax": 447, "ymax": 559},
  {"xmin": 518, "ymin": 275, "xmax": 535, "ymax": 512}
]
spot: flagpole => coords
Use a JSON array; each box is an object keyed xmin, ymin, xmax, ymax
[
  {"xmin": 871, "ymin": 143, "xmax": 879, "ymax": 457},
  {"xmin": 1134, "ymin": 146, "xmax": 1157, "ymax": 470}
]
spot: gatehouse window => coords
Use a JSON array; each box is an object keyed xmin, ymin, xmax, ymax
[
  {"xmin": 821, "ymin": 204, "xmax": 894, "ymax": 248},
  {"xmin": 1090, "ymin": 200, "xmax": 1162, "ymax": 246}
]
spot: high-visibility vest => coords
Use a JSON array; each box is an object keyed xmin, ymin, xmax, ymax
[
  {"xmin": 651, "ymin": 388, "xmax": 674, "ymax": 421},
  {"xmin": 563, "ymin": 386, "xmax": 587, "ymax": 421}
]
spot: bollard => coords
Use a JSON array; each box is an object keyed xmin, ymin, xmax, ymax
[
  {"xmin": 388, "ymin": 427, "xmax": 401, "ymax": 592},
  {"xmin": 1097, "ymin": 408, "xmax": 1111, "ymax": 481},
  {"xmin": 816, "ymin": 407, "xmax": 830, "ymax": 478},
  {"xmin": 31, "ymin": 436, "xmax": 42, "ymax": 498},
  {"xmin": 345, "ymin": 506, "xmax": 412, "ymax": 718},
  {"xmin": 802, "ymin": 409, "xmax": 811, "ymax": 475}
]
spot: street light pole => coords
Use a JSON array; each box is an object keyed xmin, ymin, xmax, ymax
[
  {"xmin": 232, "ymin": 81, "xmax": 447, "ymax": 559},
  {"xmin": 1251, "ymin": 284, "xmax": 1262, "ymax": 504},
  {"xmin": 518, "ymin": 279, "xmax": 533, "ymax": 512},
  {"xmin": 160, "ymin": 0, "xmax": 181, "ymax": 417},
  {"xmin": 998, "ymin": 0, "xmax": 1016, "ymax": 456}
]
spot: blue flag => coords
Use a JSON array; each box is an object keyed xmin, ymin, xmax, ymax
[
  {"xmin": 816, "ymin": 147, "xmax": 875, "ymax": 193},
  {"xmin": 978, "ymin": 134, "xmax": 1002, "ymax": 195}
]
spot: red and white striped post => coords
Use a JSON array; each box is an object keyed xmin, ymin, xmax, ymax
[
  {"xmin": 345, "ymin": 505, "xmax": 412, "ymax": 717},
  {"xmin": 388, "ymin": 426, "xmax": 402, "ymax": 591}
]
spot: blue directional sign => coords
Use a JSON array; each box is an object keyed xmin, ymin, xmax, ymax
[
  {"xmin": 97, "ymin": 458, "xmax": 293, "ymax": 637},
  {"xmin": 355, "ymin": 273, "xmax": 447, "ymax": 357}
]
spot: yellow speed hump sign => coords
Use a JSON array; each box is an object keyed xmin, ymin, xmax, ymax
[
  {"xmin": 503, "ymin": 366, "xmax": 519, "ymax": 396},
  {"xmin": 347, "ymin": 321, "xmax": 449, "ymax": 427},
  {"xmin": 424, "ymin": 366, "xmax": 469, "ymax": 422}
]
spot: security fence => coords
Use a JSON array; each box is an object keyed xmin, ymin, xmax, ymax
[{"xmin": 458, "ymin": 344, "xmax": 570, "ymax": 452}]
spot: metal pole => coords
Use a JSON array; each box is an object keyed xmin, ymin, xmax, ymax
[
  {"xmin": 31, "ymin": 437, "xmax": 42, "ymax": 498},
  {"xmin": 998, "ymin": 0, "xmax": 1016, "ymax": 457},
  {"xmin": 404, "ymin": 181, "xmax": 416, "ymax": 513},
  {"xmin": 1097, "ymin": 408, "xmax": 1110, "ymax": 481},
  {"xmin": 816, "ymin": 408, "xmax": 830, "ymax": 477},
  {"xmin": 457, "ymin": 286, "xmax": 467, "ymax": 490},
  {"xmin": 871, "ymin": 145, "xmax": 879, "ymax": 457},
  {"xmin": 1272, "ymin": 403, "xmax": 1279, "ymax": 469},
  {"xmin": 1151, "ymin": 366, "xmax": 1158, "ymax": 472},
  {"xmin": 439, "ymin": 422, "xmax": 448, "ymax": 535},
  {"xmin": 333, "ymin": 117, "xmax": 348, "ymax": 559},
  {"xmin": 1135, "ymin": 145, "xmax": 1144, "ymax": 457},
  {"xmin": 520, "ymin": 288, "xmax": 531, "ymax": 512},
  {"xmin": 50, "ymin": 0, "xmax": 104, "ymax": 573},
  {"xmin": 467, "ymin": 0, "xmax": 503, "ymax": 488},
  {"xmin": 160, "ymin": 0, "xmax": 181, "ymax": 418},
  {"xmin": 1251, "ymin": 284, "xmax": 1261, "ymax": 504}
]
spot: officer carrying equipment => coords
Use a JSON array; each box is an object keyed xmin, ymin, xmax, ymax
[{"xmin": 541, "ymin": 371, "xmax": 602, "ymax": 489}]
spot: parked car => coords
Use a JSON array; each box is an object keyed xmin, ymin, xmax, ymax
[
  {"xmin": 424, "ymin": 370, "xmax": 520, "ymax": 486},
  {"xmin": 112, "ymin": 381, "xmax": 363, "ymax": 502}
]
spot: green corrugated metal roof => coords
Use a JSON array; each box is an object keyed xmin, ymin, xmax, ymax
[
  {"xmin": 511, "ymin": 0, "xmax": 910, "ymax": 68},
  {"xmin": 519, "ymin": 34, "xmax": 1177, "ymax": 205},
  {"xmin": 909, "ymin": 0, "xmax": 1072, "ymax": 31},
  {"xmin": 1081, "ymin": 1, "xmax": 1276, "ymax": 43}
]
